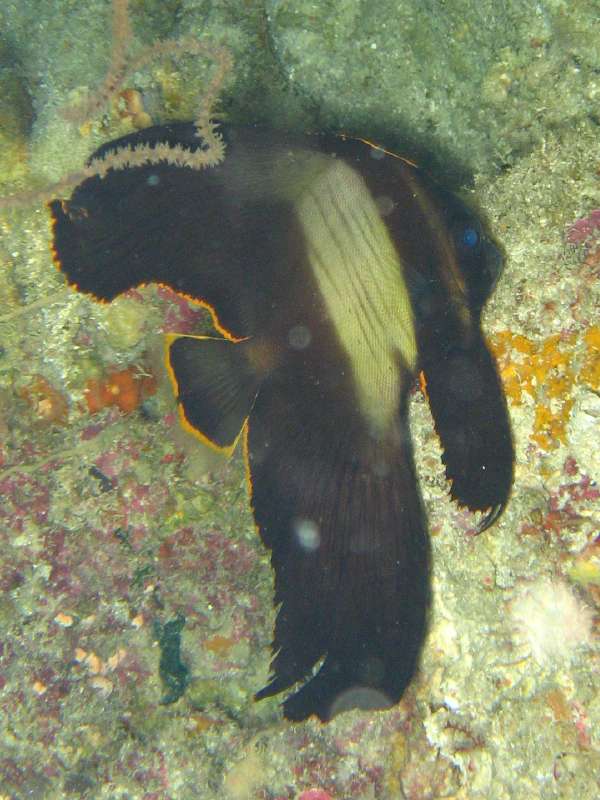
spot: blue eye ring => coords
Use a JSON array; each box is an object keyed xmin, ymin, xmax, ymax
[{"xmin": 462, "ymin": 227, "xmax": 480, "ymax": 248}]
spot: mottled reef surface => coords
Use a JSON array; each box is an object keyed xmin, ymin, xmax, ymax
[{"xmin": 0, "ymin": 1, "xmax": 599, "ymax": 798}]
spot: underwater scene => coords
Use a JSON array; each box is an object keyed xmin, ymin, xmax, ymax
[{"xmin": 0, "ymin": 0, "xmax": 599, "ymax": 797}]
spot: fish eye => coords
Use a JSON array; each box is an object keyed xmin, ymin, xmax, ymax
[{"xmin": 461, "ymin": 226, "xmax": 480, "ymax": 248}]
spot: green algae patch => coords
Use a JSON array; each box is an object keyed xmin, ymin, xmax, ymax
[
  {"xmin": 155, "ymin": 614, "xmax": 190, "ymax": 704},
  {"xmin": 0, "ymin": 43, "xmax": 33, "ymax": 190}
]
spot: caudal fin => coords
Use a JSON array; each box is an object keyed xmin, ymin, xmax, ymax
[{"xmin": 248, "ymin": 388, "xmax": 431, "ymax": 721}]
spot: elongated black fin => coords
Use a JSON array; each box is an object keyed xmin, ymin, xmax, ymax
[
  {"xmin": 392, "ymin": 171, "xmax": 514, "ymax": 527},
  {"xmin": 248, "ymin": 382, "xmax": 431, "ymax": 721},
  {"xmin": 422, "ymin": 337, "xmax": 514, "ymax": 524},
  {"xmin": 167, "ymin": 335, "xmax": 264, "ymax": 454},
  {"xmin": 50, "ymin": 127, "xmax": 210, "ymax": 298},
  {"xmin": 48, "ymin": 123, "xmax": 287, "ymax": 339}
]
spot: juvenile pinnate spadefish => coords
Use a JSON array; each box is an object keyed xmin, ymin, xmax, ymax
[{"xmin": 50, "ymin": 123, "xmax": 513, "ymax": 721}]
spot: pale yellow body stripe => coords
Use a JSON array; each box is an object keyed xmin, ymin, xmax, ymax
[{"xmin": 296, "ymin": 159, "xmax": 417, "ymax": 436}]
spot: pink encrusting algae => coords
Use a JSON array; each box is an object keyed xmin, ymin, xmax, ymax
[
  {"xmin": 566, "ymin": 208, "xmax": 600, "ymax": 245},
  {"xmin": 509, "ymin": 579, "xmax": 594, "ymax": 665}
]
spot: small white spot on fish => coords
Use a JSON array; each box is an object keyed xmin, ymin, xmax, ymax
[
  {"xmin": 375, "ymin": 195, "xmax": 395, "ymax": 217},
  {"xmin": 288, "ymin": 324, "xmax": 311, "ymax": 350},
  {"xmin": 369, "ymin": 146, "xmax": 386, "ymax": 161},
  {"xmin": 293, "ymin": 518, "xmax": 320, "ymax": 551}
]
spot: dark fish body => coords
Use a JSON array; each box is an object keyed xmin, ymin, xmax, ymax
[{"xmin": 50, "ymin": 124, "xmax": 513, "ymax": 721}]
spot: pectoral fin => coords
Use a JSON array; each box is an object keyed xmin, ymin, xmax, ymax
[{"xmin": 166, "ymin": 334, "xmax": 266, "ymax": 455}]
